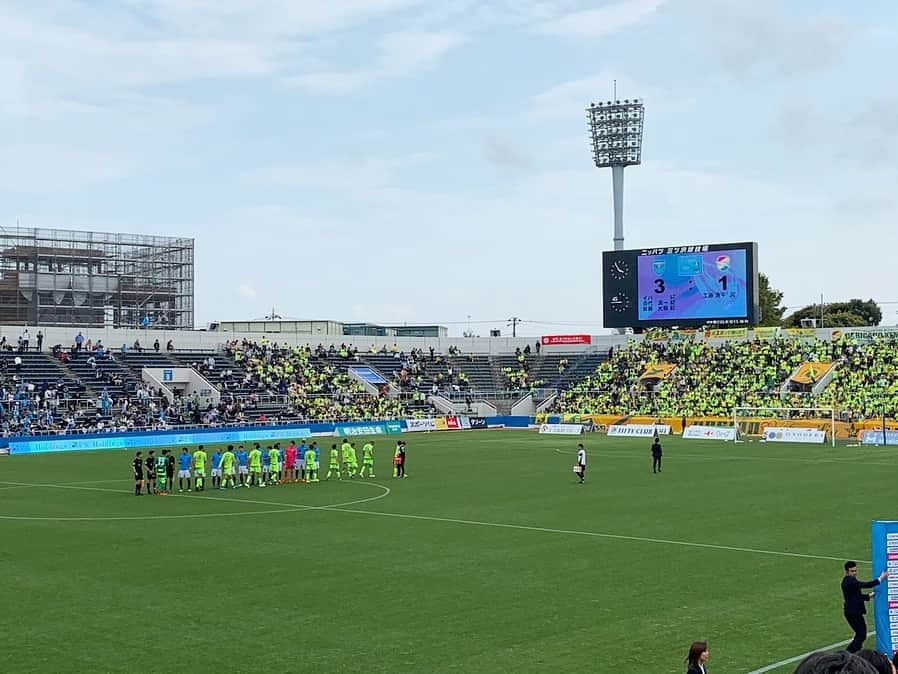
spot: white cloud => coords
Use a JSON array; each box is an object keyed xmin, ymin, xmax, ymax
[
  {"xmin": 529, "ymin": 71, "xmax": 656, "ymax": 120},
  {"xmin": 539, "ymin": 0, "xmax": 668, "ymax": 37},
  {"xmin": 240, "ymin": 154, "xmax": 435, "ymax": 194},
  {"xmin": 237, "ymin": 284, "xmax": 258, "ymax": 300},
  {"xmin": 289, "ymin": 30, "xmax": 464, "ymax": 94}
]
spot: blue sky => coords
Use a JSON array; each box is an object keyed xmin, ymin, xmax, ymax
[{"xmin": 3, "ymin": 0, "xmax": 897, "ymax": 334}]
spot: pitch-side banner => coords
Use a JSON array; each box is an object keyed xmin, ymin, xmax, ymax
[
  {"xmin": 862, "ymin": 430, "xmax": 898, "ymax": 446},
  {"xmin": 871, "ymin": 520, "xmax": 898, "ymax": 655},
  {"xmin": 607, "ymin": 424, "xmax": 671, "ymax": 437},
  {"xmin": 539, "ymin": 423, "xmax": 584, "ymax": 435},
  {"xmin": 405, "ymin": 418, "xmax": 436, "ymax": 432},
  {"xmin": 763, "ymin": 427, "xmax": 826, "ymax": 444},
  {"xmin": 333, "ymin": 422, "xmax": 402, "ymax": 437},
  {"xmin": 682, "ymin": 425, "xmax": 737, "ymax": 441},
  {"xmin": 541, "ymin": 334, "xmax": 591, "ymax": 345}
]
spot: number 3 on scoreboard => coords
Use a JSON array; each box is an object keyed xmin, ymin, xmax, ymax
[{"xmin": 654, "ymin": 279, "xmax": 665, "ymax": 294}]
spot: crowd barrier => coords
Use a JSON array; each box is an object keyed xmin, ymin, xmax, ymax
[
  {"xmin": 1, "ymin": 414, "xmax": 530, "ymax": 455},
  {"xmin": 4, "ymin": 411, "xmax": 888, "ymax": 456}
]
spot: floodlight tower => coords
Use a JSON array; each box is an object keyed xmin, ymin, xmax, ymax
[{"xmin": 586, "ymin": 98, "xmax": 644, "ymax": 250}]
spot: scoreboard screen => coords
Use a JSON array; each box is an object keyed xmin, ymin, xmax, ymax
[{"xmin": 603, "ymin": 242, "xmax": 759, "ymax": 328}]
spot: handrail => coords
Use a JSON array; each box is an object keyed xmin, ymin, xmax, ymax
[{"xmin": 9, "ymin": 414, "xmax": 409, "ymax": 438}]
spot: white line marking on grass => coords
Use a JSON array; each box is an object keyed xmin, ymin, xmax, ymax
[
  {"xmin": 545, "ymin": 446, "xmax": 898, "ymax": 467},
  {"xmin": 0, "ymin": 507, "xmax": 308, "ymax": 522},
  {"xmin": 0, "ymin": 478, "xmax": 128, "ymax": 491},
  {"xmin": 745, "ymin": 631, "xmax": 875, "ymax": 673},
  {"xmin": 322, "ymin": 506, "xmax": 870, "ymax": 564},
  {"xmin": 0, "ymin": 479, "xmax": 867, "ymax": 564},
  {"xmin": 0, "ymin": 480, "xmax": 391, "ymax": 522}
]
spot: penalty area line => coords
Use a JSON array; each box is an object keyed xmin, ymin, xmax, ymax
[{"xmin": 745, "ymin": 631, "xmax": 874, "ymax": 673}]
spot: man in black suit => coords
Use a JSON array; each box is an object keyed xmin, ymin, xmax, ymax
[
  {"xmin": 651, "ymin": 436, "xmax": 662, "ymax": 473},
  {"xmin": 842, "ymin": 560, "xmax": 888, "ymax": 652}
]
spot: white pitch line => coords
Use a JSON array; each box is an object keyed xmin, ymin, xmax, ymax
[
  {"xmin": 322, "ymin": 506, "xmax": 869, "ymax": 564},
  {"xmin": 0, "ymin": 507, "xmax": 308, "ymax": 522},
  {"xmin": 0, "ymin": 479, "xmax": 869, "ymax": 564},
  {"xmin": 0, "ymin": 477, "xmax": 128, "ymax": 491},
  {"xmin": 546, "ymin": 446, "xmax": 898, "ymax": 468},
  {"xmin": 745, "ymin": 631, "xmax": 875, "ymax": 673},
  {"xmin": 0, "ymin": 479, "xmax": 391, "ymax": 521}
]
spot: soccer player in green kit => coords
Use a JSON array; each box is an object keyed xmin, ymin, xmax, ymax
[
  {"xmin": 326, "ymin": 443, "xmax": 341, "ymax": 480},
  {"xmin": 359, "ymin": 441, "xmax": 375, "ymax": 478},
  {"xmin": 247, "ymin": 444, "xmax": 263, "ymax": 487},
  {"xmin": 341, "ymin": 440, "xmax": 355, "ymax": 478},
  {"xmin": 304, "ymin": 445, "xmax": 319, "ymax": 482},
  {"xmin": 268, "ymin": 446, "xmax": 281, "ymax": 486},
  {"xmin": 220, "ymin": 445, "xmax": 237, "ymax": 489},
  {"xmin": 155, "ymin": 450, "xmax": 169, "ymax": 494},
  {"xmin": 192, "ymin": 445, "xmax": 208, "ymax": 491}
]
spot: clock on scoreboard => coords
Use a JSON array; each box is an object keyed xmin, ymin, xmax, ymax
[{"xmin": 602, "ymin": 242, "xmax": 759, "ymax": 328}]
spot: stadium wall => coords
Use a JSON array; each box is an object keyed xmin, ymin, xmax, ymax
[
  {"xmin": 0, "ymin": 324, "xmax": 629, "ymax": 354},
  {"xmin": 0, "ymin": 416, "xmax": 532, "ymax": 455}
]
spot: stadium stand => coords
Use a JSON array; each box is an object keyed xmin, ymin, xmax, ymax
[{"xmin": 554, "ymin": 335, "xmax": 897, "ymax": 420}]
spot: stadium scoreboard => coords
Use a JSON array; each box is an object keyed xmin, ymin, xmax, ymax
[{"xmin": 603, "ymin": 242, "xmax": 759, "ymax": 328}]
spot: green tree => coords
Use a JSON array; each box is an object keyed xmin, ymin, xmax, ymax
[
  {"xmin": 757, "ymin": 273, "xmax": 786, "ymax": 326},
  {"xmin": 783, "ymin": 299, "xmax": 882, "ymax": 327}
]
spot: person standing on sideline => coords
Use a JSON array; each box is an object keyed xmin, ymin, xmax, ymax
[
  {"xmin": 651, "ymin": 436, "xmax": 663, "ymax": 474},
  {"xmin": 842, "ymin": 561, "xmax": 888, "ymax": 652},
  {"xmin": 685, "ymin": 641, "xmax": 709, "ymax": 674},
  {"xmin": 575, "ymin": 443, "xmax": 586, "ymax": 483},
  {"xmin": 36, "ymin": 330, "xmax": 43, "ymax": 352}
]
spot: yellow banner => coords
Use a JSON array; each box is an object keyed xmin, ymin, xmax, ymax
[
  {"xmin": 782, "ymin": 328, "xmax": 816, "ymax": 338},
  {"xmin": 791, "ymin": 361, "xmax": 832, "ymax": 385},
  {"xmin": 433, "ymin": 417, "xmax": 448, "ymax": 430},
  {"xmin": 704, "ymin": 328, "xmax": 748, "ymax": 339},
  {"xmin": 753, "ymin": 327, "xmax": 780, "ymax": 340},
  {"xmin": 639, "ymin": 363, "xmax": 676, "ymax": 381}
]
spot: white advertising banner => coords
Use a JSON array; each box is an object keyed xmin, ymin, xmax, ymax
[
  {"xmin": 458, "ymin": 416, "xmax": 472, "ymax": 430},
  {"xmin": 763, "ymin": 427, "xmax": 826, "ymax": 444},
  {"xmin": 405, "ymin": 418, "xmax": 436, "ymax": 432},
  {"xmin": 538, "ymin": 423, "xmax": 584, "ymax": 435},
  {"xmin": 607, "ymin": 424, "xmax": 671, "ymax": 437},
  {"xmin": 682, "ymin": 425, "xmax": 737, "ymax": 441}
]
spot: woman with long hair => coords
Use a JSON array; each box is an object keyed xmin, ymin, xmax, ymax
[{"xmin": 685, "ymin": 641, "xmax": 709, "ymax": 674}]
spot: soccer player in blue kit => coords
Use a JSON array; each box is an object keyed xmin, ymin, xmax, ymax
[
  {"xmin": 236, "ymin": 445, "xmax": 249, "ymax": 487},
  {"xmin": 177, "ymin": 447, "xmax": 192, "ymax": 492}
]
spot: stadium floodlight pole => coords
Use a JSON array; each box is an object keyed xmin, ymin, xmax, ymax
[{"xmin": 586, "ymin": 96, "xmax": 645, "ymax": 251}]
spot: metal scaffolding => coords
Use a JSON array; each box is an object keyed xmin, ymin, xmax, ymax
[{"xmin": 0, "ymin": 226, "xmax": 194, "ymax": 329}]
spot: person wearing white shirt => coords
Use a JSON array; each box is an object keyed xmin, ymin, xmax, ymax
[{"xmin": 575, "ymin": 443, "xmax": 586, "ymax": 484}]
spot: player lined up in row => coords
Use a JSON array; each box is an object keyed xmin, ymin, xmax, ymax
[{"xmin": 130, "ymin": 439, "xmax": 410, "ymax": 495}]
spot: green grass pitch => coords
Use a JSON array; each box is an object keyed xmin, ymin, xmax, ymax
[{"xmin": 1, "ymin": 431, "xmax": 894, "ymax": 673}]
